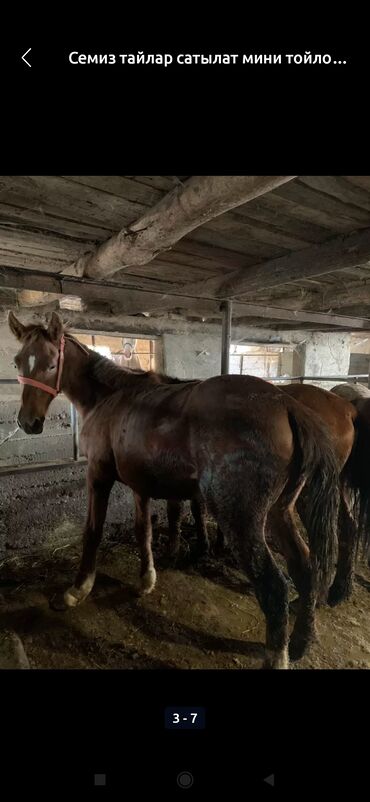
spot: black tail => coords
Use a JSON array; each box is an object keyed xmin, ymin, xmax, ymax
[
  {"xmin": 343, "ymin": 413, "xmax": 370, "ymax": 558},
  {"xmin": 287, "ymin": 403, "xmax": 341, "ymax": 595}
]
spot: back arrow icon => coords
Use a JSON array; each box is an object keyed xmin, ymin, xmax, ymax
[{"xmin": 22, "ymin": 48, "xmax": 32, "ymax": 68}]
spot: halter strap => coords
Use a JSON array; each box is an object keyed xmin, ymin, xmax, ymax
[{"xmin": 17, "ymin": 335, "xmax": 65, "ymax": 398}]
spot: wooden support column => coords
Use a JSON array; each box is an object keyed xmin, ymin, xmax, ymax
[{"xmin": 221, "ymin": 300, "xmax": 232, "ymax": 374}]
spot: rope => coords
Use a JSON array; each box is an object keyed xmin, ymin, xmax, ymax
[{"xmin": 0, "ymin": 426, "xmax": 20, "ymax": 448}]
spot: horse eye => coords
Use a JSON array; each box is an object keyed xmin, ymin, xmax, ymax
[{"xmin": 48, "ymin": 365, "xmax": 57, "ymax": 371}]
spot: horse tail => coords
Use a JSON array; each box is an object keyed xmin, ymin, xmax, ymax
[{"xmin": 286, "ymin": 402, "xmax": 340, "ymax": 595}]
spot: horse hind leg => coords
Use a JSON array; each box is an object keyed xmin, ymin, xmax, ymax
[
  {"xmin": 328, "ymin": 487, "xmax": 357, "ymax": 606},
  {"xmin": 214, "ymin": 481, "xmax": 289, "ymax": 670},
  {"xmin": 214, "ymin": 525, "xmax": 227, "ymax": 556},
  {"xmin": 268, "ymin": 492, "xmax": 317, "ymax": 662},
  {"xmin": 167, "ymin": 499, "xmax": 183, "ymax": 559},
  {"xmin": 242, "ymin": 519, "xmax": 289, "ymax": 669}
]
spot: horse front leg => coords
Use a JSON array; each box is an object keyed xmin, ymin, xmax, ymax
[
  {"xmin": 51, "ymin": 474, "xmax": 113, "ymax": 610},
  {"xmin": 134, "ymin": 493, "xmax": 157, "ymax": 594}
]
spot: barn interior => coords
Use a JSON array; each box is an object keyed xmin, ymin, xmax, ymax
[{"xmin": 1, "ymin": 174, "xmax": 370, "ymax": 670}]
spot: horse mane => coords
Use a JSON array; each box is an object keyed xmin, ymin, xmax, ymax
[{"xmin": 77, "ymin": 343, "xmax": 199, "ymax": 392}]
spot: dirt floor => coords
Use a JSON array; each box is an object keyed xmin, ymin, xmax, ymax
[{"xmin": 1, "ymin": 515, "xmax": 370, "ymax": 670}]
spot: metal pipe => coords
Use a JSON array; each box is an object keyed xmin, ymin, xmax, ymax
[
  {"xmin": 256, "ymin": 375, "xmax": 370, "ymax": 383},
  {"xmin": 70, "ymin": 403, "xmax": 79, "ymax": 461},
  {"xmin": 0, "ymin": 457, "xmax": 87, "ymax": 477},
  {"xmin": 1, "ymin": 373, "xmax": 370, "ymax": 385},
  {"xmin": 220, "ymin": 300, "xmax": 232, "ymax": 374},
  {"xmin": 0, "ymin": 369, "xmax": 368, "ymax": 475}
]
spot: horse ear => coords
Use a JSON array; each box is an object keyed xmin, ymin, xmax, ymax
[
  {"xmin": 47, "ymin": 312, "xmax": 64, "ymax": 344},
  {"xmin": 8, "ymin": 310, "xmax": 26, "ymax": 341}
]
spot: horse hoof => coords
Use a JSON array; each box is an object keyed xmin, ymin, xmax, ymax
[
  {"xmin": 327, "ymin": 582, "xmax": 352, "ymax": 607},
  {"xmin": 263, "ymin": 648, "xmax": 289, "ymax": 669},
  {"xmin": 50, "ymin": 583, "xmax": 90, "ymax": 610},
  {"xmin": 289, "ymin": 630, "xmax": 315, "ymax": 661},
  {"xmin": 289, "ymin": 640, "xmax": 306, "ymax": 661}
]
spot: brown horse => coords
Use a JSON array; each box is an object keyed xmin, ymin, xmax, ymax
[
  {"xmin": 178, "ymin": 381, "xmax": 370, "ymax": 604},
  {"xmin": 331, "ymin": 383, "xmax": 370, "ymax": 569},
  {"xmin": 8, "ymin": 311, "xmax": 341, "ymax": 669},
  {"xmin": 331, "ymin": 383, "xmax": 370, "ymax": 403},
  {"xmin": 279, "ymin": 383, "xmax": 370, "ymax": 604}
]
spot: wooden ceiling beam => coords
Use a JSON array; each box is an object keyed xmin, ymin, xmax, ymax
[
  {"xmin": 2, "ymin": 264, "xmax": 370, "ymax": 329},
  {"xmin": 64, "ymin": 175, "xmax": 297, "ymax": 280},
  {"xmin": 216, "ymin": 227, "xmax": 370, "ymax": 299}
]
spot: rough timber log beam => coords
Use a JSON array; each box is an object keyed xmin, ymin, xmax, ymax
[
  {"xmin": 1, "ymin": 265, "xmax": 370, "ymax": 330},
  {"xmin": 216, "ymin": 227, "xmax": 370, "ymax": 299},
  {"xmin": 255, "ymin": 281, "xmax": 370, "ymax": 313},
  {"xmin": 64, "ymin": 176, "xmax": 297, "ymax": 280}
]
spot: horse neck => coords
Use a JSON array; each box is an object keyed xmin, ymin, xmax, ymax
[{"xmin": 60, "ymin": 338, "xmax": 97, "ymax": 417}]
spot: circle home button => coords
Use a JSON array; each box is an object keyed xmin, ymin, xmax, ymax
[{"xmin": 177, "ymin": 771, "xmax": 194, "ymax": 789}]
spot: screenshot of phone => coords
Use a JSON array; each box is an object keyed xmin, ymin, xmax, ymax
[{"xmin": 0, "ymin": 37, "xmax": 368, "ymax": 797}]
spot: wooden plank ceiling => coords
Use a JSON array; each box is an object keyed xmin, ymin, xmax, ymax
[{"xmin": 1, "ymin": 175, "xmax": 370, "ymax": 330}]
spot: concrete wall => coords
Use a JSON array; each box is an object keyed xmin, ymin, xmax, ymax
[
  {"xmin": 299, "ymin": 332, "xmax": 351, "ymax": 390},
  {"xmin": 163, "ymin": 332, "xmax": 222, "ymax": 379}
]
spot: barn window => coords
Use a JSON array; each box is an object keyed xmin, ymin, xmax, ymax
[
  {"xmin": 229, "ymin": 343, "xmax": 298, "ymax": 380},
  {"xmin": 72, "ymin": 332, "xmax": 162, "ymax": 372}
]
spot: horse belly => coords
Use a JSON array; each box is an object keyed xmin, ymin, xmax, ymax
[{"xmin": 115, "ymin": 445, "xmax": 199, "ymax": 501}]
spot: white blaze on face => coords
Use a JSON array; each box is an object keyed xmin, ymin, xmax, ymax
[{"xmin": 28, "ymin": 355, "xmax": 35, "ymax": 373}]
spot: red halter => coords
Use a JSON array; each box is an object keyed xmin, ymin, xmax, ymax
[{"xmin": 17, "ymin": 335, "xmax": 65, "ymax": 398}]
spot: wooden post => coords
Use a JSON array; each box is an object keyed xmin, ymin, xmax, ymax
[
  {"xmin": 70, "ymin": 404, "xmax": 79, "ymax": 461},
  {"xmin": 221, "ymin": 300, "xmax": 232, "ymax": 374}
]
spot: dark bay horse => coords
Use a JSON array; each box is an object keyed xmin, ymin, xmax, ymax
[
  {"xmin": 187, "ymin": 381, "xmax": 370, "ymax": 605},
  {"xmin": 279, "ymin": 383, "xmax": 370, "ymax": 604},
  {"xmin": 331, "ymin": 383, "xmax": 370, "ymax": 403},
  {"xmin": 8, "ymin": 311, "xmax": 341, "ymax": 669},
  {"xmin": 331, "ymin": 383, "xmax": 370, "ymax": 569}
]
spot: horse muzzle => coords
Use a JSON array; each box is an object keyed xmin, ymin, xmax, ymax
[{"xmin": 17, "ymin": 415, "xmax": 45, "ymax": 435}]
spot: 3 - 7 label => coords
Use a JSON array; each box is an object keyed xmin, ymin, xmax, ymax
[{"xmin": 164, "ymin": 707, "xmax": 206, "ymax": 729}]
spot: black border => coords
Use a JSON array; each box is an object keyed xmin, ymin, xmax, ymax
[
  {"xmin": 2, "ymin": 37, "xmax": 369, "ymax": 172},
  {"xmin": 1, "ymin": 32, "xmax": 370, "ymax": 796},
  {"xmin": 2, "ymin": 667, "xmax": 367, "ymax": 795}
]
